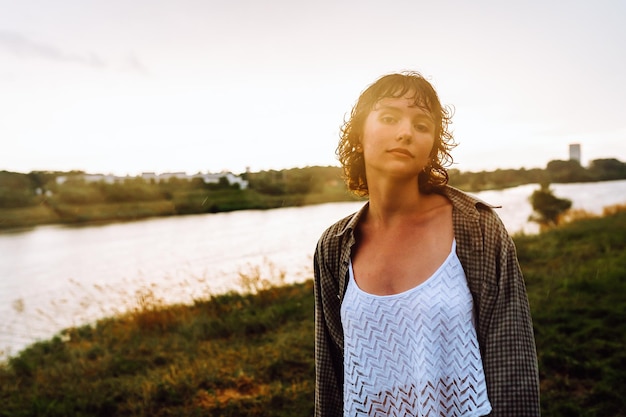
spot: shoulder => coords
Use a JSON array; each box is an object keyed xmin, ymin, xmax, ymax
[
  {"xmin": 315, "ymin": 217, "xmax": 350, "ymax": 256},
  {"xmin": 316, "ymin": 203, "xmax": 366, "ymax": 249},
  {"xmin": 314, "ymin": 203, "xmax": 367, "ymax": 279},
  {"xmin": 442, "ymin": 185, "xmax": 498, "ymax": 219},
  {"xmin": 441, "ymin": 185, "xmax": 498, "ymax": 214},
  {"xmin": 441, "ymin": 186, "xmax": 512, "ymax": 245},
  {"xmin": 318, "ymin": 214, "xmax": 353, "ymax": 242}
]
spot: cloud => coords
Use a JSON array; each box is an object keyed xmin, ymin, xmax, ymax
[{"xmin": 0, "ymin": 30, "xmax": 106, "ymax": 68}]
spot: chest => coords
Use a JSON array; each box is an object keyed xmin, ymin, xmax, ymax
[{"xmin": 351, "ymin": 213, "xmax": 454, "ymax": 296}]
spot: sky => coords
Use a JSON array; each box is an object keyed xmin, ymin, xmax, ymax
[{"xmin": 1, "ymin": 0, "xmax": 625, "ymax": 176}]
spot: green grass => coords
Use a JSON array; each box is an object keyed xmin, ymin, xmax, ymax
[
  {"xmin": 1, "ymin": 210, "xmax": 625, "ymax": 416},
  {"xmin": 0, "ymin": 281, "xmax": 315, "ymax": 417},
  {"xmin": 0, "ymin": 183, "xmax": 362, "ymax": 230},
  {"xmin": 0, "ymin": 205, "xmax": 61, "ymax": 229},
  {"xmin": 517, "ymin": 210, "xmax": 626, "ymax": 417},
  {"xmin": 0, "ymin": 201, "xmax": 177, "ymax": 229}
]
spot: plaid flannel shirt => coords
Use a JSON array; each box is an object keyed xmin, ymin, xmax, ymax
[{"xmin": 314, "ymin": 185, "xmax": 540, "ymax": 416}]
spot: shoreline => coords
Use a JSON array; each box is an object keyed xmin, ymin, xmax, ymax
[
  {"xmin": 1, "ymin": 208, "xmax": 625, "ymax": 415},
  {"xmin": 3, "ymin": 178, "xmax": 626, "ymax": 233}
]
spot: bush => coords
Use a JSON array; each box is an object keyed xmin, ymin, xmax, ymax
[{"xmin": 529, "ymin": 183, "xmax": 572, "ymax": 226}]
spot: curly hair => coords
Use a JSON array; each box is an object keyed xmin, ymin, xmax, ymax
[{"xmin": 336, "ymin": 71, "xmax": 455, "ymax": 196}]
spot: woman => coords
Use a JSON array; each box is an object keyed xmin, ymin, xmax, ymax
[{"xmin": 313, "ymin": 72, "xmax": 540, "ymax": 416}]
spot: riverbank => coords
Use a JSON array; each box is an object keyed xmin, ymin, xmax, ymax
[
  {"xmin": 1, "ymin": 208, "xmax": 625, "ymax": 416},
  {"xmin": 0, "ymin": 166, "xmax": 364, "ymax": 230},
  {"xmin": 2, "ymin": 161, "xmax": 624, "ymax": 231},
  {"xmin": 0, "ymin": 190, "xmax": 363, "ymax": 231}
]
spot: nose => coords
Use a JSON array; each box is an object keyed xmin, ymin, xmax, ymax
[{"xmin": 396, "ymin": 118, "xmax": 413, "ymax": 143}]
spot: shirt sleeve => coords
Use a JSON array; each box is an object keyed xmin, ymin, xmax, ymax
[
  {"xmin": 480, "ymin": 215, "xmax": 541, "ymax": 416},
  {"xmin": 313, "ymin": 231, "xmax": 344, "ymax": 417}
]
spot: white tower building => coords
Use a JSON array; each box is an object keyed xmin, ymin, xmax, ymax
[{"xmin": 569, "ymin": 143, "xmax": 581, "ymax": 163}]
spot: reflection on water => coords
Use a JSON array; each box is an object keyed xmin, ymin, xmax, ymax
[{"xmin": 1, "ymin": 180, "xmax": 625, "ymax": 359}]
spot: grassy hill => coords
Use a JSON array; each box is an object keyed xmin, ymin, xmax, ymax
[{"xmin": 1, "ymin": 208, "xmax": 625, "ymax": 416}]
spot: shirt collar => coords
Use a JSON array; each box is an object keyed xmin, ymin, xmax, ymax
[
  {"xmin": 334, "ymin": 185, "xmax": 496, "ymax": 236},
  {"xmin": 335, "ymin": 201, "xmax": 369, "ymax": 237},
  {"xmin": 441, "ymin": 185, "xmax": 498, "ymax": 218}
]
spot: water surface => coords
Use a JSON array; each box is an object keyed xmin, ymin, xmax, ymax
[{"xmin": 1, "ymin": 180, "xmax": 625, "ymax": 358}]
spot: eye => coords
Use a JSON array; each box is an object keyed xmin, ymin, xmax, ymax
[
  {"xmin": 414, "ymin": 123, "xmax": 431, "ymax": 132},
  {"xmin": 380, "ymin": 115, "xmax": 397, "ymax": 124}
]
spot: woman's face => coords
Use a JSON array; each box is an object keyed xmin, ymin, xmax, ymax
[{"xmin": 359, "ymin": 94, "xmax": 435, "ymax": 181}]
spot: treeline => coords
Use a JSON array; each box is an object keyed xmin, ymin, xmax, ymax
[
  {"xmin": 448, "ymin": 158, "xmax": 626, "ymax": 190},
  {"xmin": 0, "ymin": 158, "xmax": 624, "ymax": 229},
  {"xmin": 0, "ymin": 166, "xmax": 353, "ymax": 210},
  {"xmin": 0, "ymin": 166, "xmax": 359, "ymax": 229}
]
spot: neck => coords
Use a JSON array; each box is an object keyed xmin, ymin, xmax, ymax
[{"xmin": 366, "ymin": 176, "xmax": 427, "ymax": 225}]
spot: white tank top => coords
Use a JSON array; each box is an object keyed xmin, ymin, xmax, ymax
[{"xmin": 341, "ymin": 240, "xmax": 492, "ymax": 416}]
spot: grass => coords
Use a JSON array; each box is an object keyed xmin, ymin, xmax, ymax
[
  {"xmin": 1, "ymin": 208, "xmax": 625, "ymax": 416},
  {"xmin": 0, "ymin": 201, "xmax": 177, "ymax": 229},
  {"xmin": 0, "ymin": 279, "xmax": 315, "ymax": 417},
  {"xmin": 516, "ymin": 206, "xmax": 626, "ymax": 417},
  {"xmin": 0, "ymin": 184, "xmax": 362, "ymax": 230}
]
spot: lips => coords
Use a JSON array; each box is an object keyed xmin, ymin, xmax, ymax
[{"xmin": 387, "ymin": 148, "xmax": 414, "ymax": 157}]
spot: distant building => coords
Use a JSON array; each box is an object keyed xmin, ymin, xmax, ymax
[
  {"xmin": 157, "ymin": 172, "xmax": 188, "ymax": 181},
  {"xmin": 56, "ymin": 171, "xmax": 248, "ymax": 189},
  {"xmin": 195, "ymin": 172, "xmax": 249, "ymax": 189},
  {"xmin": 569, "ymin": 143, "xmax": 581, "ymax": 163},
  {"xmin": 56, "ymin": 173, "xmax": 118, "ymax": 184},
  {"xmin": 141, "ymin": 172, "xmax": 158, "ymax": 182}
]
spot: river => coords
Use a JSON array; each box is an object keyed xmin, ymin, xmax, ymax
[{"xmin": 1, "ymin": 180, "xmax": 625, "ymax": 359}]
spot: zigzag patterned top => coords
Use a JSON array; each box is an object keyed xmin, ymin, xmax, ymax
[{"xmin": 341, "ymin": 240, "xmax": 492, "ymax": 416}]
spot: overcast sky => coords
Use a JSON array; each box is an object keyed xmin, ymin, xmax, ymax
[{"xmin": 1, "ymin": 0, "xmax": 625, "ymax": 175}]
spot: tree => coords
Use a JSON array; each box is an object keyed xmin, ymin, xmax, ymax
[
  {"xmin": 529, "ymin": 183, "xmax": 572, "ymax": 227},
  {"xmin": 546, "ymin": 160, "xmax": 590, "ymax": 183},
  {"xmin": 588, "ymin": 158, "xmax": 626, "ymax": 180}
]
